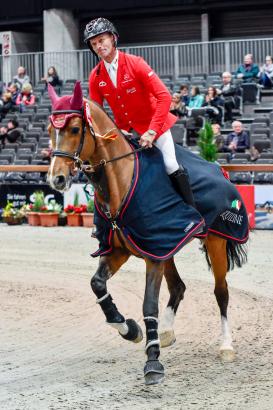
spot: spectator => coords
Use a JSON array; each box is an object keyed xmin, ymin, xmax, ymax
[
  {"xmin": 12, "ymin": 66, "xmax": 31, "ymax": 90},
  {"xmin": 212, "ymin": 123, "xmax": 225, "ymax": 152},
  {"xmin": 0, "ymin": 92, "xmax": 13, "ymax": 120},
  {"xmin": 187, "ymin": 86, "xmax": 204, "ymax": 109},
  {"xmin": 7, "ymin": 83, "xmax": 20, "ymax": 106},
  {"xmin": 41, "ymin": 66, "xmax": 63, "ymax": 89},
  {"xmin": 224, "ymin": 120, "xmax": 250, "ymax": 154},
  {"xmin": 0, "ymin": 119, "xmax": 22, "ymax": 146},
  {"xmin": 258, "ymin": 55, "xmax": 273, "ymax": 88},
  {"xmin": 179, "ymin": 84, "xmax": 190, "ymax": 106},
  {"xmin": 16, "ymin": 83, "xmax": 35, "ymax": 111},
  {"xmin": 218, "ymin": 71, "xmax": 240, "ymax": 123},
  {"xmin": 202, "ymin": 86, "xmax": 224, "ymax": 123},
  {"xmin": 170, "ymin": 92, "xmax": 185, "ymax": 118},
  {"xmin": 40, "ymin": 140, "xmax": 53, "ymax": 164},
  {"xmin": 235, "ymin": 54, "xmax": 259, "ymax": 83}
]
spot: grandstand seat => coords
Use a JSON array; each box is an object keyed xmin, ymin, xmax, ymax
[
  {"xmin": 242, "ymin": 83, "xmax": 259, "ymax": 104},
  {"xmin": 250, "ymin": 124, "xmax": 270, "ymax": 137},
  {"xmin": 0, "ymin": 159, "xmax": 9, "ymax": 165},
  {"xmin": 253, "ymin": 159, "xmax": 273, "ymax": 184},
  {"xmin": 0, "ymin": 155, "xmax": 13, "ymax": 163},
  {"xmin": 65, "ymin": 79, "xmax": 77, "ymax": 84},
  {"xmin": 20, "ymin": 142, "xmax": 36, "ymax": 151},
  {"xmin": 4, "ymin": 143, "xmax": 19, "ymax": 152},
  {"xmin": 14, "ymin": 160, "xmax": 29, "ymax": 165},
  {"xmin": 1, "ymin": 148, "xmax": 16, "ymax": 157},
  {"xmin": 233, "ymin": 152, "xmax": 251, "ymax": 161},
  {"xmin": 24, "ymin": 172, "xmax": 41, "ymax": 183},
  {"xmin": 33, "ymin": 113, "xmax": 48, "ymax": 123},
  {"xmin": 171, "ymin": 125, "xmax": 185, "ymax": 146},
  {"xmin": 253, "ymin": 117, "xmax": 269, "ymax": 126},
  {"xmin": 217, "ymin": 153, "xmax": 230, "ymax": 162},
  {"xmin": 19, "ymin": 112, "xmax": 34, "ymax": 122},
  {"xmin": 31, "ymin": 126, "xmax": 45, "ymax": 133},
  {"xmin": 260, "ymin": 152, "xmax": 273, "ymax": 160},
  {"xmin": 216, "ymin": 158, "xmax": 228, "ymax": 164},
  {"xmin": 4, "ymin": 172, "xmax": 25, "ymax": 183},
  {"xmin": 253, "ymin": 139, "xmax": 271, "ymax": 153},
  {"xmin": 229, "ymin": 172, "xmax": 252, "ymax": 184},
  {"xmin": 25, "ymin": 131, "xmax": 41, "ymax": 141},
  {"xmin": 38, "ymin": 138, "xmax": 50, "ymax": 148}
]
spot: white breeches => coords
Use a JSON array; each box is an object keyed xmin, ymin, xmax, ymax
[{"xmin": 154, "ymin": 129, "xmax": 179, "ymax": 175}]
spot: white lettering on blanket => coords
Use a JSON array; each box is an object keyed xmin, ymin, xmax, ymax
[{"xmin": 220, "ymin": 210, "xmax": 243, "ymax": 225}]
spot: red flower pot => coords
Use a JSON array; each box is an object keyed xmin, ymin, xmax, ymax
[
  {"xmin": 38, "ymin": 212, "xmax": 59, "ymax": 227},
  {"xmin": 27, "ymin": 212, "xmax": 40, "ymax": 226},
  {"xmin": 66, "ymin": 213, "xmax": 82, "ymax": 226},
  {"xmin": 81, "ymin": 213, "xmax": 94, "ymax": 228}
]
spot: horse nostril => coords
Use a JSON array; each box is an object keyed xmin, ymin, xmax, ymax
[{"xmin": 53, "ymin": 175, "xmax": 66, "ymax": 189}]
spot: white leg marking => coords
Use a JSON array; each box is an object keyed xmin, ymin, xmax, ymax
[
  {"xmin": 160, "ymin": 306, "xmax": 175, "ymax": 331},
  {"xmin": 220, "ymin": 315, "xmax": 233, "ymax": 351},
  {"xmin": 108, "ymin": 321, "xmax": 129, "ymax": 336}
]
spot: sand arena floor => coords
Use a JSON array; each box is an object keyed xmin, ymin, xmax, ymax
[{"xmin": 1, "ymin": 226, "xmax": 273, "ymax": 410}]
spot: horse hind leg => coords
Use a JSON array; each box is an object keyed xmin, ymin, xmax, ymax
[
  {"xmin": 204, "ymin": 234, "xmax": 235, "ymax": 362},
  {"xmin": 159, "ymin": 257, "xmax": 186, "ymax": 348},
  {"xmin": 91, "ymin": 248, "xmax": 143, "ymax": 344}
]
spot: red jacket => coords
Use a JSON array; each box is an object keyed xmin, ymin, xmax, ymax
[{"xmin": 89, "ymin": 51, "xmax": 177, "ymax": 138}]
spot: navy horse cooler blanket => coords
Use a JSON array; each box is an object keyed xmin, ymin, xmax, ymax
[{"xmin": 92, "ymin": 143, "xmax": 249, "ymax": 261}]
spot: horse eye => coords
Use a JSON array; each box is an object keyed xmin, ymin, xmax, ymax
[{"xmin": 71, "ymin": 127, "xmax": 80, "ymax": 134}]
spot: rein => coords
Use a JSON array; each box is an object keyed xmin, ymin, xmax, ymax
[{"xmin": 51, "ymin": 107, "xmax": 145, "ymax": 171}]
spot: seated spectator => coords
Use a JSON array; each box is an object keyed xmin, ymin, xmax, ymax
[
  {"xmin": 258, "ymin": 55, "xmax": 273, "ymax": 88},
  {"xmin": 202, "ymin": 86, "xmax": 224, "ymax": 123},
  {"xmin": 224, "ymin": 120, "xmax": 250, "ymax": 154},
  {"xmin": 41, "ymin": 66, "xmax": 63, "ymax": 89},
  {"xmin": 218, "ymin": 71, "xmax": 240, "ymax": 123},
  {"xmin": 12, "ymin": 66, "xmax": 31, "ymax": 90},
  {"xmin": 187, "ymin": 86, "xmax": 204, "ymax": 109},
  {"xmin": 212, "ymin": 123, "xmax": 225, "ymax": 152},
  {"xmin": 0, "ymin": 92, "xmax": 12, "ymax": 120},
  {"xmin": 235, "ymin": 54, "xmax": 259, "ymax": 83},
  {"xmin": 7, "ymin": 83, "xmax": 20, "ymax": 106},
  {"xmin": 16, "ymin": 83, "xmax": 35, "ymax": 111},
  {"xmin": 40, "ymin": 140, "xmax": 53, "ymax": 164},
  {"xmin": 170, "ymin": 92, "xmax": 185, "ymax": 118},
  {"xmin": 0, "ymin": 119, "xmax": 22, "ymax": 146},
  {"xmin": 179, "ymin": 84, "xmax": 190, "ymax": 106}
]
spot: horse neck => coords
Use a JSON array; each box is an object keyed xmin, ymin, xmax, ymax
[{"xmin": 89, "ymin": 102, "xmax": 134, "ymax": 215}]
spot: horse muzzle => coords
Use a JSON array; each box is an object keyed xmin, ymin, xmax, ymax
[{"xmin": 50, "ymin": 174, "xmax": 71, "ymax": 192}]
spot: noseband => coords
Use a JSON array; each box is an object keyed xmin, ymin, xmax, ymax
[{"xmin": 51, "ymin": 107, "xmax": 145, "ymax": 172}]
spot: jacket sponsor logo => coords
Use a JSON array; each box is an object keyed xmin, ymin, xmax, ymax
[
  {"xmin": 99, "ymin": 81, "xmax": 107, "ymax": 87},
  {"xmin": 126, "ymin": 87, "xmax": 136, "ymax": 94},
  {"xmin": 124, "ymin": 73, "xmax": 130, "ymax": 80},
  {"xmin": 148, "ymin": 71, "xmax": 154, "ymax": 77},
  {"xmin": 220, "ymin": 210, "xmax": 243, "ymax": 225}
]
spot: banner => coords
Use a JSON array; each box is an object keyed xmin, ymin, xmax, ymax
[
  {"xmin": 0, "ymin": 184, "xmax": 63, "ymax": 209},
  {"xmin": 236, "ymin": 185, "xmax": 255, "ymax": 229}
]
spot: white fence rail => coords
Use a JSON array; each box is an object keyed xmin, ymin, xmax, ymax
[{"xmin": 1, "ymin": 37, "xmax": 273, "ymax": 85}]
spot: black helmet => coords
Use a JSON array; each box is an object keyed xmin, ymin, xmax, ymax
[{"xmin": 84, "ymin": 18, "xmax": 119, "ymax": 53}]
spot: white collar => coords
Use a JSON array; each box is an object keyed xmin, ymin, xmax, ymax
[{"xmin": 104, "ymin": 50, "xmax": 119, "ymax": 72}]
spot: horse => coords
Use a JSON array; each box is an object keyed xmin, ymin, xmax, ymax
[{"xmin": 47, "ymin": 81, "xmax": 248, "ymax": 385}]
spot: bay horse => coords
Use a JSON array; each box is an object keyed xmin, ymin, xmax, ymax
[{"xmin": 47, "ymin": 82, "xmax": 248, "ymax": 385}]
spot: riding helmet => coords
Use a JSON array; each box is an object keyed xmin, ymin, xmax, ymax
[{"xmin": 84, "ymin": 18, "xmax": 119, "ymax": 53}]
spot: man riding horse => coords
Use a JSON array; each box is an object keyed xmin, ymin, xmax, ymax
[{"xmin": 84, "ymin": 17, "xmax": 195, "ymax": 207}]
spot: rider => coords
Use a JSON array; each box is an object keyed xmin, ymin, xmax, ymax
[{"xmin": 84, "ymin": 17, "xmax": 195, "ymax": 207}]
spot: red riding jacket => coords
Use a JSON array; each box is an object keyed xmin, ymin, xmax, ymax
[{"xmin": 89, "ymin": 51, "xmax": 177, "ymax": 139}]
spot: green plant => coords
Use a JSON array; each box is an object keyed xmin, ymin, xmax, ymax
[
  {"xmin": 197, "ymin": 121, "xmax": 218, "ymax": 163},
  {"xmin": 73, "ymin": 192, "xmax": 80, "ymax": 207},
  {"xmin": 3, "ymin": 201, "xmax": 26, "ymax": 218},
  {"xmin": 29, "ymin": 191, "xmax": 46, "ymax": 212},
  {"xmin": 86, "ymin": 199, "xmax": 94, "ymax": 213},
  {"xmin": 45, "ymin": 200, "xmax": 62, "ymax": 213}
]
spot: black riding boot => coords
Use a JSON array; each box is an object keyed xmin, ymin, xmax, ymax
[{"xmin": 169, "ymin": 167, "xmax": 195, "ymax": 207}]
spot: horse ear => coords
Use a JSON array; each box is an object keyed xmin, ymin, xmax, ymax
[
  {"xmin": 70, "ymin": 81, "xmax": 83, "ymax": 110},
  {"xmin": 47, "ymin": 83, "xmax": 59, "ymax": 108}
]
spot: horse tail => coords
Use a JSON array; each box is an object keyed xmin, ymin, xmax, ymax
[
  {"xmin": 202, "ymin": 239, "xmax": 248, "ymax": 272},
  {"xmin": 225, "ymin": 240, "xmax": 248, "ymax": 271}
]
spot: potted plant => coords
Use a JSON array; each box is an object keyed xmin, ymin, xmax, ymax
[
  {"xmin": 81, "ymin": 198, "xmax": 95, "ymax": 228},
  {"xmin": 38, "ymin": 200, "xmax": 62, "ymax": 227},
  {"xmin": 197, "ymin": 121, "xmax": 218, "ymax": 163},
  {"xmin": 2, "ymin": 201, "xmax": 26, "ymax": 225},
  {"xmin": 64, "ymin": 204, "xmax": 86, "ymax": 226},
  {"xmin": 27, "ymin": 191, "xmax": 45, "ymax": 226}
]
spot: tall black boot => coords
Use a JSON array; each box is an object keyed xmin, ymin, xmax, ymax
[{"xmin": 169, "ymin": 166, "xmax": 195, "ymax": 207}]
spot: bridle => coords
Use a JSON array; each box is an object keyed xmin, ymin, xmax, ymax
[{"xmin": 51, "ymin": 107, "xmax": 145, "ymax": 173}]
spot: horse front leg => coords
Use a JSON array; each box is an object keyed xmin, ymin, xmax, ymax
[
  {"xmin": 143, "ymin": 259, "xmax": 165, "ymax": 385},
  {"xmin": 159, "ymin": 257, "xmax": 186, "ymax": 348},
  {"xmin": 205, "ymin": 234, "xmax": 235, "ymax": 362},
  {"xmin": 91, "ymin": 248, "xmax": 143, "ymax": 343}
]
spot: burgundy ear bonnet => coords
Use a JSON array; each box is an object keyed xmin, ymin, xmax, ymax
[{"xmin": 49, "ymin": 81, "xmax": 83, "ymax": 129}]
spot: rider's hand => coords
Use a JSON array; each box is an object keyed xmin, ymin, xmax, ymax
[{"xmin": 140, "ymin": 130, "xmax": 156, "ymax": 148}]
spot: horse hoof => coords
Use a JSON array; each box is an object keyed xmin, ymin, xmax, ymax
[
  {"xmin": 159, "ymin": 329, "xmax": 176, "ymax": 348},
  {"xmin": 220, "ymin": 347, "xmax": 235, "ymax": 362},
  {"xmin": 144, "ymin": 360, "xmax": 165, "ymax": 386},
  {"xmin": 120, "ymin": 319, "xmax": 143, "ymax": 343}
]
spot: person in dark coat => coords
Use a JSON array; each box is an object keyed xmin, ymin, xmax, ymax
[
  {"xmin": 202, "ymin": 86, "xmax": 224, "ymax": 123},
  {"xmin": 0, "ymin": 119, "xmax": 22, "ymax": 146},
  {"xmin": 218, "ymin": 72, "xmax": 240, "ymax": 122},
  {"xmin": 224, "ymin": 120, "xmax": 250, "ymax": 153}
]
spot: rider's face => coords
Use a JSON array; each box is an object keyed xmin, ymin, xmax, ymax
[{"xmin": 90, "ymin": 33, "xmax": 116, "ymax": 62}]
